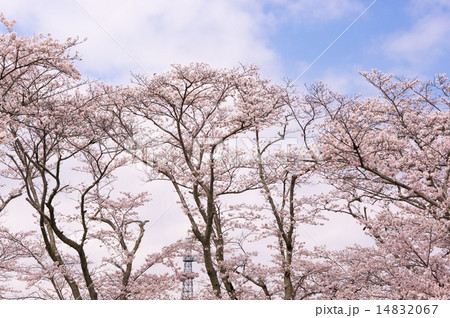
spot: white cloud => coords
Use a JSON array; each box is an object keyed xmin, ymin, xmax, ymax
[
  {"xmin": 0, "ymin": 0, "xmax": 370, "ymax": 84},
  {"xmin": 319, "ymin": 68, "xmax": 374, "ymax": 95},
  {"xmin": 0, "ymin": 0, "xmax": 281, "ymax": 83},
  {"xmin": 382, "ymin": 4, "xmax": 450, "ymax": 67},
  {"xmin": 286, "ymin": 67, "xmax": 381, "ymax": 106}
]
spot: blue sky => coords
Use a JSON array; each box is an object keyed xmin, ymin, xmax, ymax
[
  {"xmin": 268, "ymin": 0, "xmax": 450, "ymax": 92},
  {"xmin": 1, "ymin": 0, "xmax": 449, "ymax": 95}
]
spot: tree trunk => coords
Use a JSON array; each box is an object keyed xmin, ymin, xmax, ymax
[{"xmin": 202, "ymin": 242, "xmax": 222, "ymax": 299}]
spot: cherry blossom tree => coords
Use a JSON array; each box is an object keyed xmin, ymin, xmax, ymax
[
  {"xmin": 2, "ymin": 12, "xmax": 449, "ymax": 300},
  {"xmin": 0, "ymin": 15, "xmax": 181, "ymax": 300},
  {"xmin": 102, "ymin": 63, "xmax": 291, "ymax": 299},
  {"xmin": 305, "ymin": 70, "xmax": 450, "ymax": 299},
  {"xmin": 225, "ymin": 92, "xmax": 327, "ymax": 299}
]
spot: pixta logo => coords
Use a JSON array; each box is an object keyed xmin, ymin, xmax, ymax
[{"xmin": 315, "ymin": 305, "xmax": 360, "ymax": 317}]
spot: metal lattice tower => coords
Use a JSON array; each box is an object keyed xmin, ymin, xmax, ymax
[{"xmin": 180, "ymin": 237, "xmax": 197, "ymax": 300}]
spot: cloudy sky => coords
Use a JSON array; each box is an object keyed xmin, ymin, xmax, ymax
[
  {"xmin": 1, "ymin": 0, "xmax": 449, "ymax": 92},
  {"xmin": 1, "ymin": 0, "xmax": 449, "ymax": 253}
]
